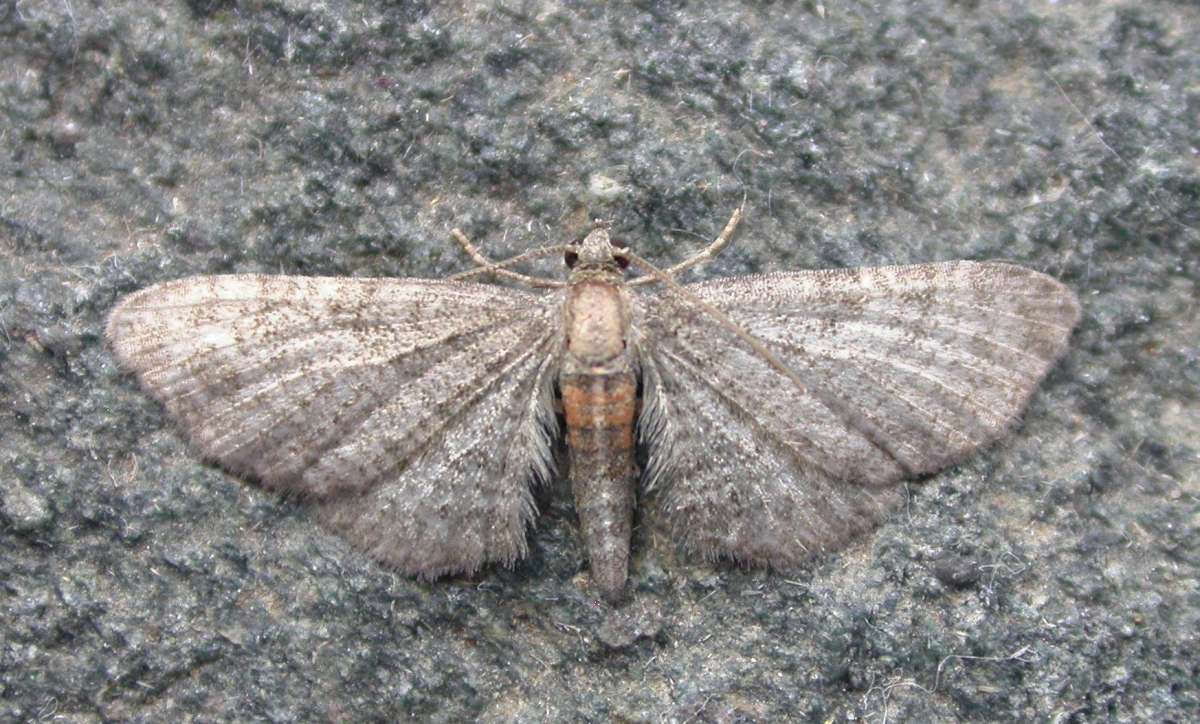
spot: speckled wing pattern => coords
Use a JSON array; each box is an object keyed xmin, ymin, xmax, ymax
[
  {"xmin": 107, "ymin": 276, "xmax": 560, "ymax": 577},
  {"xmin": 633, "ymin": 261, "xmax": 1080, "ymax": 567}
]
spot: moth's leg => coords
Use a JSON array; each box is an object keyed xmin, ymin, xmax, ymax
[
  {"xmin": 629, "ymin": 207, "xmax": 743, "ymax": 287},
  {"xmin": 448, "ymin": 229, "xmax": 567, "ymax": 288}
]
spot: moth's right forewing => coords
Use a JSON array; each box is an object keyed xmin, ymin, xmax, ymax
[
  {"xmin": 107, "ymin": 275, "xmax": 563, "ymax": 577},
  {"xmin": 631, "ymin": 261, "xmax": 1079, "ymax": 567}
]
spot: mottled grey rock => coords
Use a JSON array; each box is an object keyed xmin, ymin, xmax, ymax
[
  {"xmin": 598, "ymin": 599, "xmax": 664, "ymax": 650},
  {"xmin": 1, "ymin": 1, "xmax": 1197, "ymax": 721},
  {"xmin": 1, "ymin": 476, "xmax": 54, "ymax": 533}
]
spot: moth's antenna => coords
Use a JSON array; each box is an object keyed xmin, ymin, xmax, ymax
[
  {"xmin": 629, "ymin": 207, "xmax": 744, "ymax": 287},
  {"xmin": 448, "ymin": 229, "xmax": 568, "ymax": 288},
  {"xmin": 447, "ymin": 243, "xmax": 571, "ymax": 282}
]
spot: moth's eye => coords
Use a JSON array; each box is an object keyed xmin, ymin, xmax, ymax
[
  {"xmin": 609, "ymin": 239, "xmax": 630, "ymax": 269},
  {"xmin": 564, "ymin": 250, "xmax": 579, "ymax": 268}
]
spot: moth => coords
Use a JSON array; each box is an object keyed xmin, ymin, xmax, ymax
[{"xmin": 106, "ymin": 209, "xmax": 1080, "ymax": 602}]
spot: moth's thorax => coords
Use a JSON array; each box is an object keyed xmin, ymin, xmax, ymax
[{"xmin": 562, "ymin": 278, "xmax": 631, "ymax": 369}]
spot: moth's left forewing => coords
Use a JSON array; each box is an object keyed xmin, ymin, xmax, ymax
[
  {"xmin": 630, "ymin": 261, "xmax": 1079, "ymax": 568},
  {"xmin": 107, "ymin": 275, "xmax": 564, "ymax": 579}
]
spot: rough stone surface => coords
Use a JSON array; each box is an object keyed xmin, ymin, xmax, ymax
[{"xmin": 1, "ymin": 1, "xmax": 1196, "ymax": 720}]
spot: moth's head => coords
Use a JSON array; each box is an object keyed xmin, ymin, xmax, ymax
[{"xmin": 565, "ymin": 221, "xmax": 630, "ymax": 274}]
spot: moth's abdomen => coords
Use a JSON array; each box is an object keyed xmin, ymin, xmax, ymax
[
  {"xmin": 559, "ymin": 277, "xmax": 638, "ymax": 602},
  {"xmin": 561, "ymin": 370, "xmax": 637, "ymax": 603}
]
